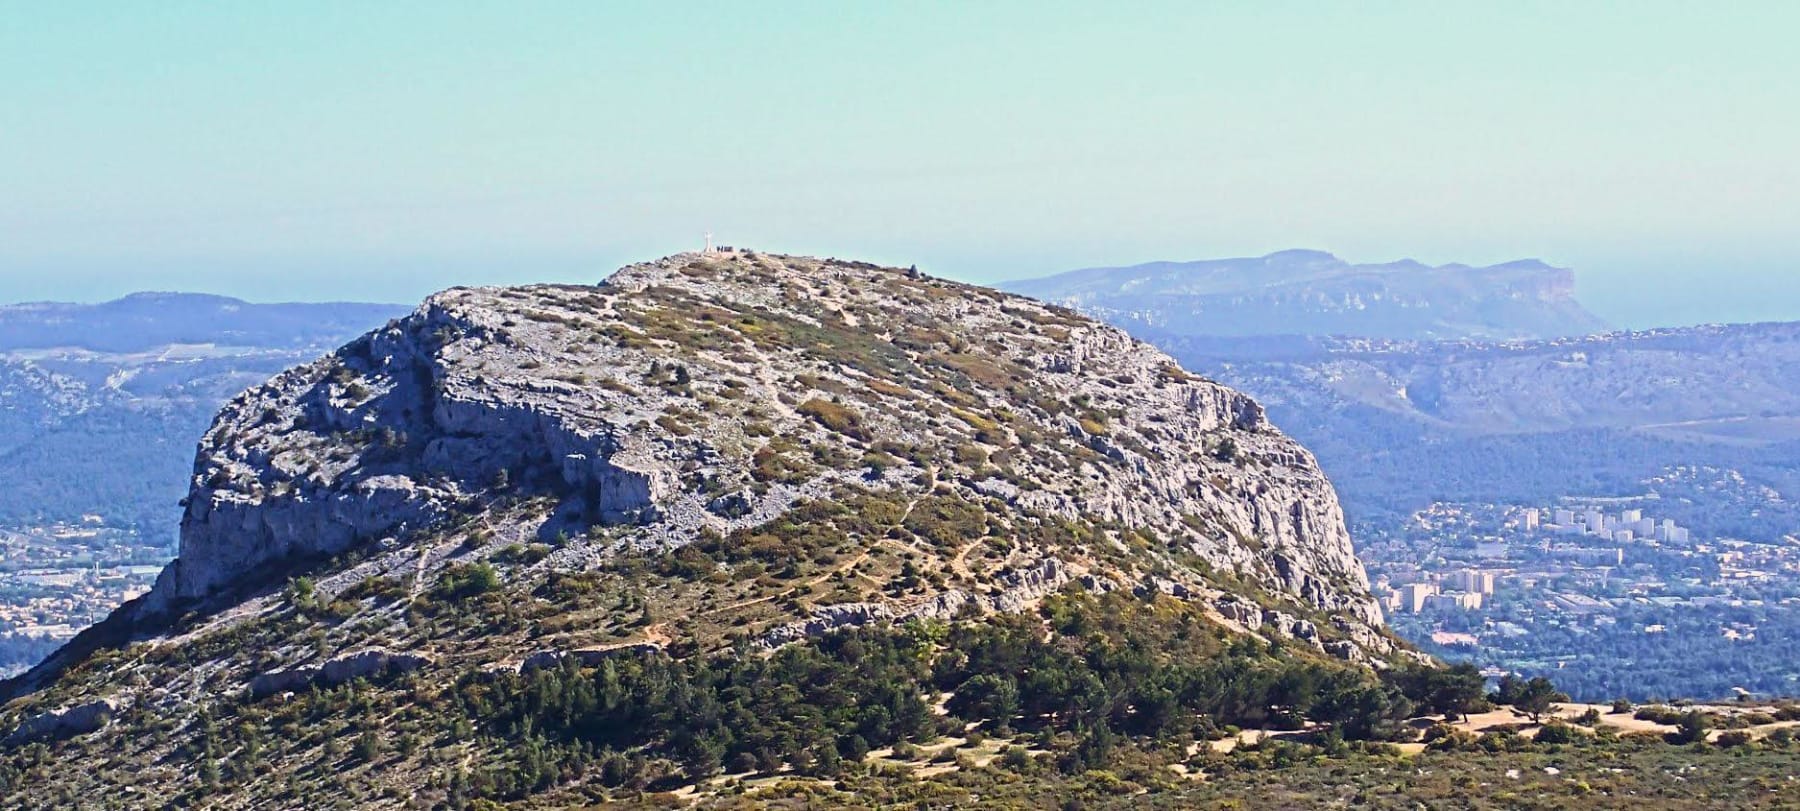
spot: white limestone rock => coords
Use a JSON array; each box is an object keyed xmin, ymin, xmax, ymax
[
  {"xmin": 124, "ymin": 251, "xmax": 1385, "ymax": 659},
  {"xmin": 3, "ymin": 698, "xmax": 116, "ymax": 746}
]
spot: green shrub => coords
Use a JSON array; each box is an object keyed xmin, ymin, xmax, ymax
[
  {"xmin": 1716, "ymin": 730, "xmax": 1754, "ymax": 748},
  {"xmin": 1535, "ymin": 722, "xmax": 1579, "ymax": 745},
  {"xmin": 434, "ymin": 563, "xmax": 501, "ymax": 601}
]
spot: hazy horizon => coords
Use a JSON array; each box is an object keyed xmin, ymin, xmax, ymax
[
  {"xmin": 4, "ymin": 245, "xmax": 1791, "ymax": 332},
  {"xmin": 4, "ymin": 2, "xmax": 1797, "ymax": 328}
]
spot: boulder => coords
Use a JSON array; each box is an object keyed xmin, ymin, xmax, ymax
[
  {"xmin": 4, "ymin": 699, "xmax": 116, "ymax": 745},
  {"xmin": 247, "ymin": 648, "xmax": 432, "ymax": 699}
]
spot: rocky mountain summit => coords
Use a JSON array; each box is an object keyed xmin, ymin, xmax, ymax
[
  {"xmin": 1003, "ymin": 250, "xmax": 1609, "ymax": 341},
  {"xmin": 1, "ymin": 251, "xmax": 1395, "ymax": 807}
]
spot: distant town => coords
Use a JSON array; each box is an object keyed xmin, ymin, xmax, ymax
[
  {"xmin": 1362, "ymin": 496, "xmax": 1800, "ymax": 700},
  {"xmin": 1375, "ymin": 504, "xmax": 1704, "ymax": 614},
  {"xmin": 0, "ymin": 518, "xmax": 168, "ymax": 678}
]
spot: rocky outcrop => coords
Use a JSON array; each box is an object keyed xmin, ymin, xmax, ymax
[
  {"xmin": 1216, "ymin": 597, "xmax": 1265, "ymax": 630},
  {"xmin": 520, "ymin": 644, "xmax": 665, "ymax": 672},
  {"xmin": 246, "ymin": 668, "xmax": 316, "ymax": 699},
  {"xmin": 759, "ymin": 558, "xmax": 1082, "ymax": 647},
  {"xmin": 1211, "ymin": 594, "xmax": 1394, "ymax": 656},
  {"xmin": 3, "ymin": 699, "xmax": 115, "ymax": 745},
  {"xmin": 140, "ymin": 300, "xmax": 685, "ymax": 617},
  {"xmin": 247, "ymin": 649, "xmax": 432, "ymax": 699}
]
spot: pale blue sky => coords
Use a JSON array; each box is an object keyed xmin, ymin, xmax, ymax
[{"xmin": 2, "ymin": 2, "xmax": 1796, "ymax": 327}]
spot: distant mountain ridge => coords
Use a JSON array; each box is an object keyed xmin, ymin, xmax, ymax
[
  {"xmin": 1152, "ymin": 321, "xmax": 1800, "ymax": 538},
  {"xmin": 0, "ymin": 293, "xmax": 408, "ymax": 528},
  {"xmin": 1000, "ymin": 252, "xmax": 1799, "ymax": 535},
  {"xmin": 0, "ymin": 292, "xmax": 407, "ymax": 353},
  {"xmin": 1002, "ymin": 250, "xmax": 1609, "ymax": 341},
  {"xmin": 1167, "ymin": 320, "xmax": 1800, "ymax": 441}
]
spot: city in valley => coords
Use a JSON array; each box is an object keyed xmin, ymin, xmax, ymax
[
  {"xmin": 1364, "ymin": 489, "xmax": 1800, "ymax": 701},
  {"xmin": 0, "ymin": 519, "xmax": 167, "ymax": 679}
]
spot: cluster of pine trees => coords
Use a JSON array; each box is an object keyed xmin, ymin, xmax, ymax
[{"xmin": 443, "ymin": 591, "xmax": 1473, "ymax": 799}]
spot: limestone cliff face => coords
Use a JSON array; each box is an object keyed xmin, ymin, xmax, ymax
[
  {"xmin": 145, "ymin": 296, "xmax": 679, "ymax": 614},
  {"xmin": 136, "ymin": 251, "xmax": 1383, "ymax": 649}
]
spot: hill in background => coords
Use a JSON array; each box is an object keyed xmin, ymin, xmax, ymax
[
  {"xmin": 1159, "ymin": 324, "xmax": 1800, "ymax": 535},
  {"xmin": 0, "ymin": 294, "xmax": 408, "ymax": 531},
  {"xmin": 1003, "ymin": 250, "xmax": 1609, "ymax": 342}
]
